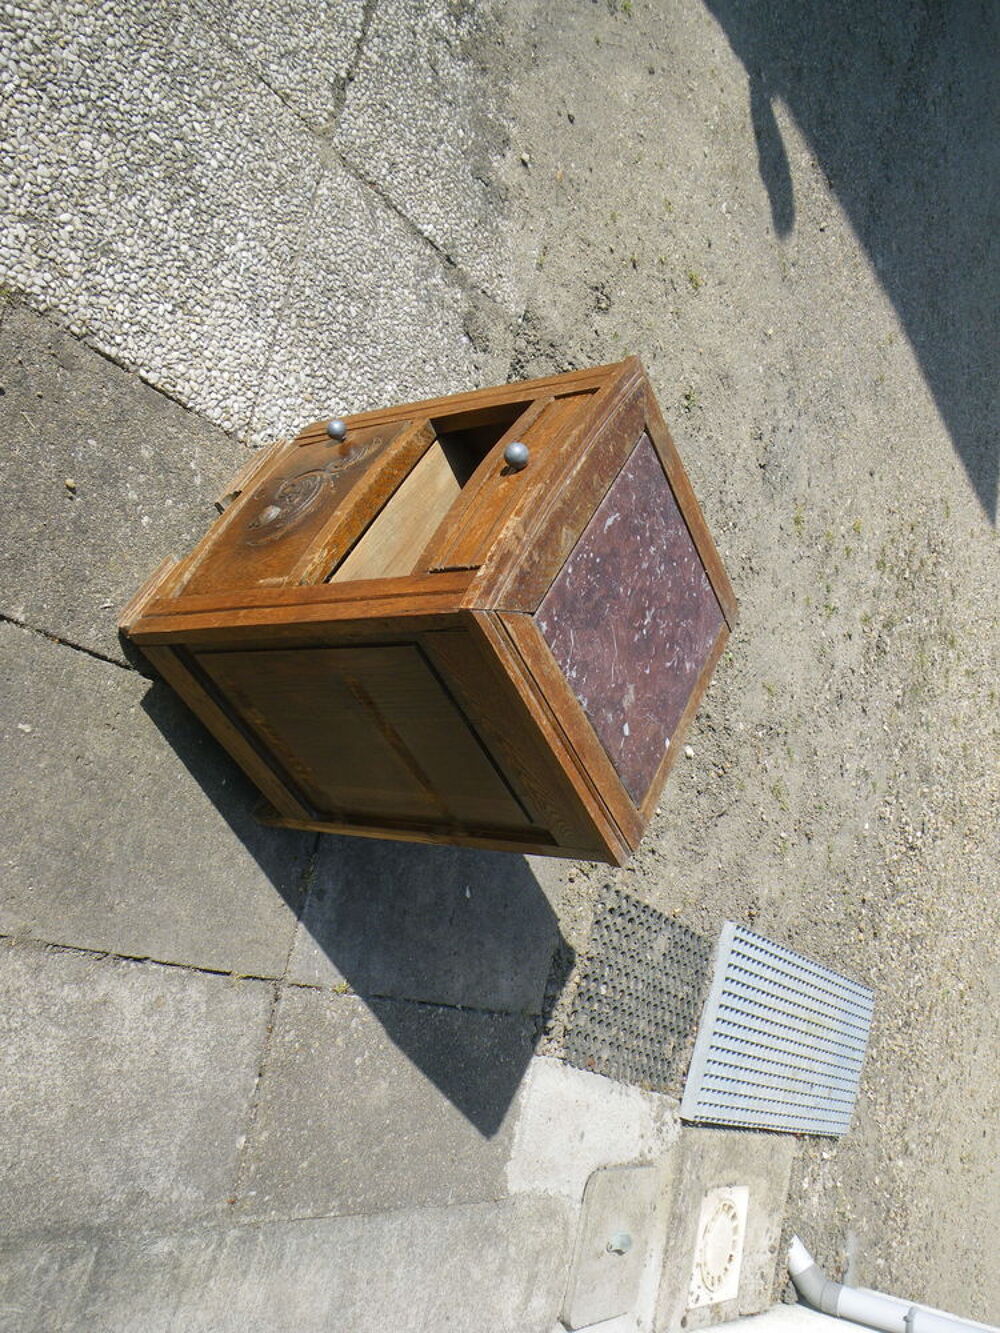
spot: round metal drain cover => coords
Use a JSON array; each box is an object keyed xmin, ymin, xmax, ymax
[{"xmin": 687, "ymin": 1185, "xmax": 749, "ymax": 1309}]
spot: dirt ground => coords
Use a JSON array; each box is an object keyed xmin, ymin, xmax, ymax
[{"xmin": 489, "ymin": 0, "xmax": 999, "ymax": 1321}]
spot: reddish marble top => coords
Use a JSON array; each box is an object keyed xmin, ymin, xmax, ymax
[{"xmin": 536, "ymin": 433, "xmax": 724, "ymax": 805}]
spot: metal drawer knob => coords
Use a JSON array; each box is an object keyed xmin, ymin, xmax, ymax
[
  {"xmin": 326, "ymin": 417, "xmax": 348, "ymax": 441},
  {"xmin": 504, "ymin": 440, "xmax": 530, "ymax": 470}
]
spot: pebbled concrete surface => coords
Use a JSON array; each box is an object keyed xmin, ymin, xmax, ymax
[
  {"xmin": 333, "ymin": 0, "xmax": 529, "ymax": 308},
  {"xmin": 246, "ymin": 157, "xmax": 512, "ymax": 444},
  {"xmin": 0, "ymin": 0, "xmax": 320, "ymax": 436},
  {"xmin": 190, "ymin": 0, "xmax": 367, "ymax": 133},
  {"xmin": 0, "ymin": 0, "xmax": 517, "ymax": 445}
]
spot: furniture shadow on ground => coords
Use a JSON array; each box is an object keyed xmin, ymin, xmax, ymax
[{"xmin": 141, "ymin": 679, "xmax": 575, "ymax": 1139}]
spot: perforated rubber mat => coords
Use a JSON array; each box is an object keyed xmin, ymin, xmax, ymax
[{"xmin": 563, "ymin": 887, "xmax": 714, "ymax": 1093}]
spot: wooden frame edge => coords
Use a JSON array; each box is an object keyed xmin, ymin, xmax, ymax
[
  {"xmin": 118, "ymin": 556, "xmax": 181, "ymax": 639},
  {"xmin": 637, "ymin": 621, "xmax": 730, "ymax": 821},
  {"xmin": 255, "ymin": 801, "xmax": 611, "ymax": 860},
  {"xmin": 486, "ymin": 610, "xmax": 638, "ymax": 861},
  {"xmin": 642, "ymin": 381, "xmax": 739, "ymax": 628},
  {"xmin": 290, "ymin": 360, "xmax": 634, "ymax": 443}
]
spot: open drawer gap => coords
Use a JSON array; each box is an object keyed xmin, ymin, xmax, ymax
[{"xmin": 325, "ymin": 400, "xmax": 533, "ymax": 583}]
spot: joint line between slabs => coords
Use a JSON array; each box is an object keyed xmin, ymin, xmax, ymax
[
  {"xmin": 0, "ymin": 911, "xmax": 540, "ymax": 1019},
  {"xmin": 0, "ymin": 612, "xmax": 133, "ymax": 673},
  {"xmin": 6, "ymin": 287, "xmax": 227, "ymax": 424},
  {"xmin": 0, "ymin": 933, "xmax": 282, "ymax": 985},
  {"xmin": 319, "ymin": 0, "xmax": 380, "ymax": 135},
  {"xmin": 335, "ymin": 149, "xmax": 456, "ymax": 268},
  {"xmin": 330, "ymin": 148, "xmax": 512, "ymax": 315},
  {"xmin": 191, "ymin": 11, "xmax": 326, "ymax": 142}
]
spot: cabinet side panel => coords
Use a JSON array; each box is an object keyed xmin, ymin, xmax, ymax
[
  {"xmin": 193, "ymin": 644, "xmax": 529, "ymax": 832},
  {"xmin": 495, "ymin": 613, "xmax": 643, "ymax": 853},
  {"xmin": 535, "ymin": 434, "xmax": 725, "ymax": 807}
]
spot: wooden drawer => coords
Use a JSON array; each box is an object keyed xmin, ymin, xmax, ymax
[{"xmin": 121, "ymin": 359, "xmax": 736, "ymax": 863}]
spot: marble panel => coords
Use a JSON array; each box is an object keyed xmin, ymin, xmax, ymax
[{"xmin": 536, "ymin": 435, "xmax": 724, "ymax": 804}]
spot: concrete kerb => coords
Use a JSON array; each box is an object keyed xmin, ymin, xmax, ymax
[{"xmin": 0, "ymin": 1198, "xmax": 577, "ymax": 1333}]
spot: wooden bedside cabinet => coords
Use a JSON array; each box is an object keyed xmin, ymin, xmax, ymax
[{"xmin": 121, "ymin": 359, "xmax": 736, "ymax": 864}]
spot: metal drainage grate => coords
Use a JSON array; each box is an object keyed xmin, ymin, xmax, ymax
[
  {"xmin": 680, "ymin": 922, "xmax": 875, "ymax": 1136},
  {"xmin": 563, "ymin": 887, "xmax": 713, "ymax": 1093}
]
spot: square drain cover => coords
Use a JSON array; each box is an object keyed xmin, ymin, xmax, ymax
[{"xmin": 687, "ymin": 1184, "xmax": 749, "ymax": 1309}]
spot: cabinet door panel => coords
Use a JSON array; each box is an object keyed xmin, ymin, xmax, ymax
[{"xmin": 195, "ymin": 644, "xmax": 528, "ymax": 829}]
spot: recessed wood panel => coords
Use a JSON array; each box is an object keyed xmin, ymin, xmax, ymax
[
  {"xmin": 536, "ymin": 434, "xmax": 724, "ymax": 805},
  {"xmin": 194, "ymin": 643, "xmax": 528, "ymax": 830}
]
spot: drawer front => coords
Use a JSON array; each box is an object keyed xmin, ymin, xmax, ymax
[
  {"xmin": 178, "ymin": 421, "xmax": 430, "ymax": 596},
  {"xmin": 424, "ymin": 391, "xmax": 597, "ymax": 572}
]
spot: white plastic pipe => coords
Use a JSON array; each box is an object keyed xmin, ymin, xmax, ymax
[{"xmin": 788, "ymin": 1237, "xmax": 999, "ymax": 1333}]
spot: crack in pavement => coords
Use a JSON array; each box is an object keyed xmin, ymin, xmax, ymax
[
  {"xmin": 0, "ymin": 931, "xmax": 535, "ymax": 1021},
  {"xmin": 0, "ymin": 612, "xmax": 133, "ymax": 673}
]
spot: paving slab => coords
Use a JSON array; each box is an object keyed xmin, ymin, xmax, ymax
[
  {"xmin": 0, "ymin": 303, "xmax": 245, "ymax": 665},
  {"xmin": 236, "ymin": 988, "xmax": 536, "ymax": 1218},
  {"xmin": 288, "ymin": 834, "xmax": 565, "ymax": 1012},
  {"xmin": 0, "ymin": 1196, "xmax": 575, "ymax": 1333},
  {"xmin": 654, "ymin": 1128, "xmax": 797, "ymax": 1332},
  {"xmin": 191, "ymin": 0, "xmax": 366, "ymax": 132},
  {"xmin": 506, "ymin": 1057, "xmax": 681, "ymax": 1203},
  {"xmin": 0, "ymin": 1235, "xmax": 97, "ymax": 1332},
  {"xmin": 0, "ymin": 943, "xmax": 272, "ymax": 1234},
  {"xmin": 0, "ymin": 622, "xmax": 312, "ymax": 976},
  {"xmin": 0, "ymin": 0, "xmax": 321, "ymax": 435},
  {"xmin": 333, "ymin": 0, "xmax": 529, "ymax": 309},
  {"xmin": 247, "ymin": 159, "xmax": 514, "ymax": 444}
]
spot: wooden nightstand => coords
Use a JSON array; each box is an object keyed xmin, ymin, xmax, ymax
[{"xmin": 121, "ymin": 359, "xmax": 736, "ymax": 863}]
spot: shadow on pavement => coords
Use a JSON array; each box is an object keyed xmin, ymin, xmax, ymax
[
  {"xmin": 142, "ymin": 679, "xmax": 574, "ymax": 1139},
  {"xmin": 707, "ymin": 0, "xmax": 999, "ymax": 521}
]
